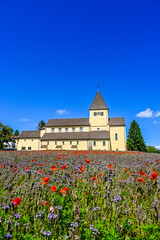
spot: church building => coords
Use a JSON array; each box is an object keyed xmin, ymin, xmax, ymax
[{"xmin": 16, "ymin": 90, "xmax": 126, "ymax": 151}]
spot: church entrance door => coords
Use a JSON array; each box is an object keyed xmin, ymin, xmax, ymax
[{"xmin": 88, "ymin": 141, "xmax": 92, "ymax": 151}]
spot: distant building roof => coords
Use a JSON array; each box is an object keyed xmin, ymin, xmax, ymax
[
  {"xmin": 109, "ymin": 117, "xmax": 125, "ymax": 126},
  {"xmin": 18, "ymin": 131, "xmax": 40, "ymax": 138},
  {"xmin": 41, "ymin": 130, "xmax": 110, "ymax": 140},
  {"xmin": 46, "ymin": 118, "xmax": 90, "ymax": 127},
  {"xmin": 89, "ymin": 90, "xmax": 108, "ymax": 110}
]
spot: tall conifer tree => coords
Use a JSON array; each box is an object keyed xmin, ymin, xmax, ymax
[{"xmin": 127, "ymin": 120, "xmax": 147, "ymax": 152}]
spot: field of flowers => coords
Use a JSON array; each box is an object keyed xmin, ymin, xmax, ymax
[{"xmin": 0, "ymin": 150, "xmax": 160, "ymax": 240}]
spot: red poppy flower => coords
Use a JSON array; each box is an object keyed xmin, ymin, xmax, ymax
[
  {"xmin": 39, "ymin": 169, "xmax": 43, "ymax": 174},
  {"xmin": 31, "ymin": 159, "xmax": 35, "ymax": 162},
  {"xmin": 40, "ymin": 201, "xmax": 49, "ymax": 206},
  {"xmin": 57, "ymin": 156, "xmax": 61, "ymax": 160},
  {"xmin": 139, "ymin": 170, "xmax": 149, "ymax": 178},
  {"xmin": 108, "ymin": 164, "xmax": 114, "ymax": 169},
  {"xmin": 60, "ymin": 188, "xmax": 65, "ymax": 194},
  {"xmin": 38, "ymin": 164, "xmax": 41, "ymax": 167},
  {"xmin": 14, "ymin": 168, "xmax": 17, "ymax": 173},
  {"xmin": 151, "ymin": 171, "xmax": 158, "ymax": 180},
  {"xmin": 86, "ymin": 158, "xmax": 90, "ymax": 164},
  {"xmin": 62, "ymin": 165, "xmax": 66, "ymax": 170},
  {"xmin": 155, "ymin": 160, "xmax": 158, "ymax": 163},
  {"xmin": 145, "ymin": 163, "xmax": 148, "ymax": 166},
  {"xmin": 120, "ymin": 178, "xmax": 123, "ymax": 181},
  {"xmin": 51, "ymin": 165, "xmax": 58, "ymax": 171},
  {"xmin": 80, "ymin": 165, "xmax": 85, "ymax": 171},
  {"xmin": 138, "ymin": 177, "xmax": 145, "ymax": 183},
  {"xmin": 64, "ymin": 187, "xmax": 69, "ymax": 192},
  {"xmin": 50, "ymin": 185, "xmax": 56, "ymax": 192},
  {"xmin": 125, "ymin": 168, "xmax": 128, "ymax": 172},
  {"xmin": 92, "ymin": 177, "xmax": 99, "ymax": 183},
  {"xmin": 79, "ymin": 169, "xmax": 83, "ymax": 174},
  {"xmin": 0, "ymin": 164, "xmax": 3, "ymax": 168},
  {"xmin": 13, "ymin": 198, "xmax": 21, "ymax": 206},
  {"xmin": 26, "ymin": 166, "xmax": 30, "ymax": 170},
  {"xmin": 99, "ymin": 173, "xmax": 102, "ymax": 177},
  {"xmin": 60, "ymin": 187, "xmax": 68, "ymax": 194},
  {"xmin": 43, "ymin": 177, "xmax": 50, "ymax": 182}
]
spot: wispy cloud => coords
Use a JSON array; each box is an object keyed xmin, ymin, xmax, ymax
[
  {"xmin": 56, "ymin": 109, "xmax": 69, "ymax": 115},
  {"xmin": 20, "ymin": 118, "xmax": 31, "ymax": 122},
  {"xmin": 136, "ymin": 108, "xmax": 153, "ymax": 118},
  {"xmin": 155, "ymin": 146, "xmax": 160, "ymax": 150},
  {"xmin": 155, "ymin": 111, "xmax": 160, "ymax": 117},
  {"xmin": 153, "ymin": 120, "xmax": 160, "ymax": 124}
]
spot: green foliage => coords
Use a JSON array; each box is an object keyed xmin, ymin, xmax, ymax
[
  {"xmin": 0, "ymin": 122, "xmax": 13, "ymax": 149},
  {"xmin": 37, "ymin": 120, "xmax": 45, "ymax": 130},
  {"xmin": 127, "ymin": 120, "xmax": 147, "ymax": 152},
  {"xmin": 147, "ymin": 145, "xmax": 160, "ymax": 153},
  {"xmin": 14, "ymin": 130, "xmax": 19, "ymax": 136}
]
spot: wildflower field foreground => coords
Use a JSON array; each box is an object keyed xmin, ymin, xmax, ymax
[{"xmin": 0, "ymin": 150, "xmax": 160, "ymax": 240}]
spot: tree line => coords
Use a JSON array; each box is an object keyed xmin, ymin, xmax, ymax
[{"xmin": 0, "ymin": 123, "xmax": 19, "ymax": 149}]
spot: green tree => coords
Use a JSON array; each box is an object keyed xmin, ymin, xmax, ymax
[
  {"xmin": 0, "ymin": 123, "xmax": 13, "ymax": 149},
  {"xmin": 127, "ymin": 120, "xmax": 147, "ymax": 152},
  {"xmin": 147, "ymin": 145, "xmax": 160, "ymax": 153},
  {"xmin": 14, "ymin": 130, "xmax": 19, "ymax": 136},
  {"xmin": 37, "ymin": 120, "xmax": 45, "ymax": 130}
]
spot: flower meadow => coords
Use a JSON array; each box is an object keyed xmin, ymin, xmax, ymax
[{"xmin": 0, "ymin": 150, "xmax": 160, "ymax": 240}]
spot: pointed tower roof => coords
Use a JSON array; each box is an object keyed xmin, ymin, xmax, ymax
[{"xmin": 89, "ymin": 90, "xmax": 108, "ymax": 110}]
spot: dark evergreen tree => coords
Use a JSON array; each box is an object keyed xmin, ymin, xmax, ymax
[
  {"xmin": 127, "ymin": 120, "xmax": 147, "ymax": 152},
  {"xmin": 37, "ymin": 120, "xmax": 45, "ymax": 130},
  {"xmin": 14, "ymin": 130, "xmax": 19, "ymax": 136}
]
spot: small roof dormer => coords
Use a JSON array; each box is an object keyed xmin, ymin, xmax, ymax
[{"xmin": 89, "ymin": 90, "xmax": 108, "ymax": 110}]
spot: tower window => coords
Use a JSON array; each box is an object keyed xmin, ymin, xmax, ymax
[
  {"xmin": 59, "ymin": 128, "xmax": 61, "ymax": 132},
  {"xmin": 93, "ymin": 141, "xmax": 96, "ymax": 146},
  {"xmin": 28, "ymin": 147, "xmax": 31, "ymax": 150},
  {"xmin": 103, "ymin": 141, "xmax": 105, "ymax": 146},
  {"xmin": 65, "ymin": 128, "xmax": 68, "ymax": 132},
  {"xmin": 80, "ymin": 127, "xmax": 83, "ymax": 132},
  {"xmin": 72, "ymin": 128, "xmax": 75, "ymax": 132},
  {"xmin": 63, "ymin": 141, "xmax": 65, "ymax": 145},
  {"xmin": 94, "ymin": 112, "xmax": 104, "ymax": 116},
  {"xmin": 70, "ymin": 141, "xmax": 72, "ymax": 145},
  {"xmin": 55, "ymin": 141, "xmax": 57, "ymax": 145},
  {"xmin": 115, "ymin": 133, "xmax": 118, "ymax": 140},
  {"xmin": 77, "ymin": 141, "xmax": 79, "ymax": 145},
  {"xmin": 97, "ymin": 128, "xmax": 100, "ymax": 131},
  {"xmin": 52, "ymin": 128, "xmax": 54, "ymax": 132}
]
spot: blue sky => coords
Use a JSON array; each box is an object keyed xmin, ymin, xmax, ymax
[{"xmin": 0, "ymin": 0, "xmax": 160, "ymax": 148}]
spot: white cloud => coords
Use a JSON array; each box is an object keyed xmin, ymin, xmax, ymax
[
  {"xmin": 155, "ymin": 146, "xmax": 160, "ymax": 150},
  {"xmin": 136, "ymin": 108, "xmax": 153, "ymax": 118},
  {"xmin": 56, "ymin": 109, "xmax": 69, "ymax": 115},
  {"xmin": 20, "ymin": 118, "xmax": 31, "ymax": 122},
  {"xmin": 155, "ymin": 111, "xmax": 160, "ymax": 117},
  {"xmin": 153, "ymin": 120, "xmax": 160, "ymax": 124}
]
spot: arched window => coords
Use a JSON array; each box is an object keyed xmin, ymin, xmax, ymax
[{"xmin": 115, "ymin": 133, "xmax": 118, "ymax": 140}]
